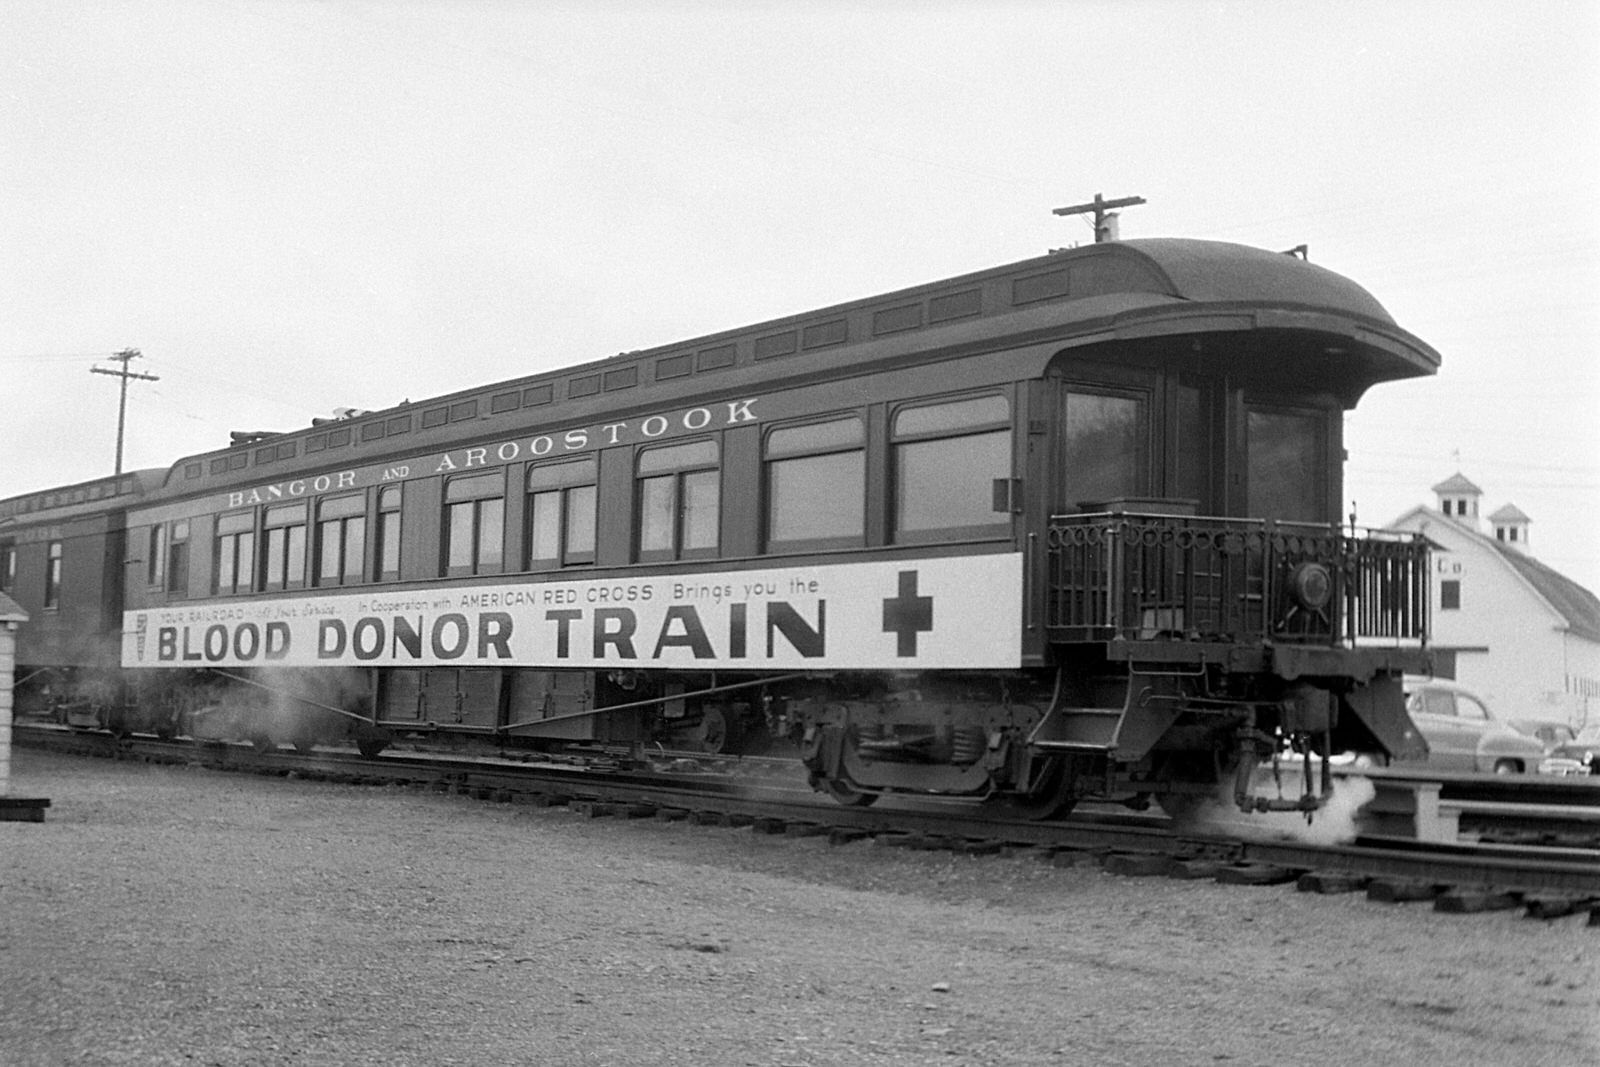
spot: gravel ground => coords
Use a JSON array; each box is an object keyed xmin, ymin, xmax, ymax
[{"xmin": 1, "ymin": 749, "xmax": 1596, "ymax": 1067}]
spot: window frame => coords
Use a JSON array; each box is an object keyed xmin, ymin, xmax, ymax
[
  {"xmin": 260, "ymin": 502, "xmax": 309, "ymax": 592},
  {"xmin": 43, "ymin": 540, "xmax": 62, "ymax": 610},
  {"xmin": 1243, "ymin": 400, "xmax": 1332, "ymax": 523},
  {"xmin": 214, "ymin": 510, "xmax": 256, "ymax": 595},
  {"xmin": 374, "ymin": 486, "xmax": 402, "ymax": 582},
  {"xmin": 526, "ymin": 457, "xmax": 598, "ymax": 570},
  {"xmin": 635, "ymin": 439, "xmax": 721, "ymax": 563},
  {"xmin": 313, "ymin": 493, "xmax": 368, "ymax": 588},
  {"xmin": 147, "ymin": 524, "xmax": 168, "ymax": 588},
  {"xmin": 442, "ymin": 472, "xmax": 506, "ymax": 578},
  {"xmin": 167, "ymin": 520, "xmax": 190, "ymax": 596},
  {"xmin": 1060, "ymin": 382, "xmax": 1153, "ymax": 511},
  {"xmin": 1439, "ymin": 579, "xmax": 1461, "ymax": 611},
  {"xmin": 890, "ymin": 393, "xmax": 1013, "ymax": 545},
  {"xmin": 762, "ymin": 414, "xmax": 866, "ymax": 553}
]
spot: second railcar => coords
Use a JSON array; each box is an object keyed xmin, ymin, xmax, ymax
[{"xmin": 0, "ymin": 472, "xmax": 159, "ymax": 733}]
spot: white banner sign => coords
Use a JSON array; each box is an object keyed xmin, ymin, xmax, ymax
[{"xmin": 123, "ymin": 554, "xmax": 1022, "ymax": 671}]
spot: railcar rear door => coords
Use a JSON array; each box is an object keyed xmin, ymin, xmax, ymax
[{"xmin": 1243, "ymin": 403, "xmax": 1333, "ymax": 523}]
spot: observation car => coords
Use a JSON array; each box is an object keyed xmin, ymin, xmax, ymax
[{"xmin": 1, "ymin": 237, "xmax": 1439, "ymax": 818}]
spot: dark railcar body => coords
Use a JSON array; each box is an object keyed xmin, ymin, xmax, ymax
[{"xmin": 7, "ymin": 238, "xmax": 1439, "ymax": 815}]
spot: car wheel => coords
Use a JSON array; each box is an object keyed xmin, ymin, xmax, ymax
[{"xmin": 1492, "ymin": 759, "xmax": 1520, "ymax": 775}]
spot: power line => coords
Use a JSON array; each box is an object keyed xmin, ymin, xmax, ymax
[{"xmin": 0, "ymin": 352, "xmax": 125, "ymax": 363}]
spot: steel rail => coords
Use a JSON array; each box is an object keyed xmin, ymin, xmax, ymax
[{"xmin": 17, "ymin": 723, "xmax": 1599, "ymax": 903}]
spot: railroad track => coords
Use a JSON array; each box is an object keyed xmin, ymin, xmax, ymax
[{"xmin": 17, "ymin": 722, "xmax": 1600, "ymax": 919}]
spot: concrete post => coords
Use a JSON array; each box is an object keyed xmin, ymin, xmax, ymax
[
  {"xmin": 0, "ymin": 619, "xmax": 12, "ymax": 797},
  {"xmin": 0, "ymin": 596, "xmax": 49, "ymax": 820}
]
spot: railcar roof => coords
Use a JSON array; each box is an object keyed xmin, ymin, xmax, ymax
[
  {"xmin": 0, "ymin": 468, "xmax": 165, "ymax": 521},
  {"xmin": 1113, "ymin": 239, "xmax": 1398, "ymax": 323},
  {"xmin": 149, "ymin": 237, "xmax": 1438, "ymax": 497}
]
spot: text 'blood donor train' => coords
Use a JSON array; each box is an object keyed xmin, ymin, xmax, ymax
[{"xmin": 123, "ymin": 555, "xmax": 1023, "ymax": 671}]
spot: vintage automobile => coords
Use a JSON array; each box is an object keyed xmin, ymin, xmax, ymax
[
  {"xmin": 1539, "ymin": 723, "xmax": 1600, "ymax": 776},
  {"xmin": 1505, "ymin": 720, "xmax": 1593, "ymax": 776},
  {"xmin": 1403, "ymin": 678, "xmax": 1546, "ymax": 774}
]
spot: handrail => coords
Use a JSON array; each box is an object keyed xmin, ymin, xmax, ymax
[{"xmin": 1043, "ymin": 512, "xmax": 1429, "ymax": 648}]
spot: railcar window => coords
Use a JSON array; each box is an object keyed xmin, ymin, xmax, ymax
[
  {"xmin": 375, "ymin": 486, "xmax": 402, "ymax": 582},
  {"xmin": 892, "ymin": 396, "xmax": 1011, "ymax": 543},
  {"xmin": 167, "ymin": 521, "xmax": 190, "ymax": 595},
  {"xmin": 261, "ymin": 503, "xmax": 308, "ymax": 592},
  {"xmin": 1245, "ymin": 407, "xmax": 1325, "ymax": 522},
  {"xmin": 1063, "ymin": 389, "xmax": 1148, "ymax": 509},
  {"xmin": 444, "ymin": 473, "xmax": 505, "ymax": 577},
  {"xmin": 215, "ymin": 511, "xmax": 255, "ymax": 595},
  {"xmin": 764, "ymin": 417, "xmax": 864, "ymax": 551},
  {"xmin": 147, "ymin": 525, "xmax": 167, "ymax": 587},
  {"xmin": 637, "ymin": 440, "xmax": 720, "ymax": 561},
  {"xmin": 527, "ymin": 457, "xmax": 598, "ymax": 569},
  {"xmin": 314, "ymin": 493, "xmax": 367, "ymax": 588},
  {"xmin": 44, "ymin": 540, "xmax": 62, "ymax": 609}
]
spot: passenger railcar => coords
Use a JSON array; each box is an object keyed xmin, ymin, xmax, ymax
[
  {"xmin": 0, "ymin": 472, "xmax": 159, "ymax": 731},
  {"xmin": 1, "ymin": 237, "xmax": 1438, "ymax": 817}
]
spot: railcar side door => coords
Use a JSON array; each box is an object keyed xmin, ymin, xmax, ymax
[
  {"xmin": 1049, "ymin": 360, "xmax": 1220, "ymax": 517},
  {"xmin": 1052, "ymin": 366, "xmax": 1156, "ymax": 513}
]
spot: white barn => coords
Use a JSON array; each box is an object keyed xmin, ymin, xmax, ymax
[{"xmin": 1387, "ymin": 473, "xmax": 1600, "ymax": 730}]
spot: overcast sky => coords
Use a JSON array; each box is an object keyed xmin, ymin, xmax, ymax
[{"xmin": 3, "ymin": 1, "xmax": 1596, "ymax": 591}]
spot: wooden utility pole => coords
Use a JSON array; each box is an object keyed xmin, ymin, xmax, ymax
[
  {"xmin": 90, "ymin": 348, "xmax": 159, "ymax": 476},
  {"xmin": 1052, "ymin": 192, "xmax": 1146, "ymax": 242}
]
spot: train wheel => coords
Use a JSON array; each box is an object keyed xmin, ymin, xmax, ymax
[
  {"xmin": 809, "ymin": 771, "xmax": 877, "ymax": 807},
  {"xmin": 696, "ymin": 707, "xmax": 734, "ymax": 754},
  {"xmin": 356, "ymin": 737, "xmax": 389, "ymax": 759},
  {"xmin": 250, "ymin": 734, "xmax": 276, "ymax": 754}
]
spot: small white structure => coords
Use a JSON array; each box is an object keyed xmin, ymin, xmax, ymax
[
  {"xmin": 1, "ymin": 591, "xmax": 28, "ymax": 798},
  {"xmin": 1388, "ymin": 474, "xmax": 1600, "ymax": 730},
  {"xmin": 1488, "ymin": 503, "xmax": 1532, "ymax": 550}
]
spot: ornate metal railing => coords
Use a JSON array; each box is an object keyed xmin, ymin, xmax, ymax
[{"xmin": 1044, "ymin": 513, "xmax": 1428, "ymax": 647}]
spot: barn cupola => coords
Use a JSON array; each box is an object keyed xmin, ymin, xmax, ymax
[
  {"xmin": 1431, "ymin": 472, "xmax": 1483, "ymax": 528},
  {"xmin": 1489, "ymin": 503, "xmax": 1531, "ymax": 552}
]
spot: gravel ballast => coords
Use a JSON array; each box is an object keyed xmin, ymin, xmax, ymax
[{"xmin": 1, "ymin": 749, "xmax": 1596, "ymax": 1066}]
